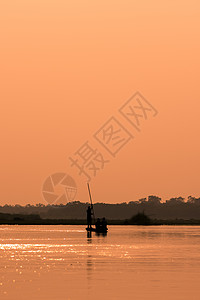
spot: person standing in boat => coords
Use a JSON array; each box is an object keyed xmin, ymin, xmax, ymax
[{"xmin": 87, "ymin": 205, "xmax": 93, "ymax": 229}]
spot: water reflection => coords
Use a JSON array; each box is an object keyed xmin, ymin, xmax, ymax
[
  {"xmin": 87, "ymin": 256, "xmax": 93, "ymax": 278},
  {"xmin": 95, "ymin": 232, "xmax": 107, "ymax": 238},
  {"xmin": 1, "ymin": 225, "xmax": 200, "ymax": 299}
]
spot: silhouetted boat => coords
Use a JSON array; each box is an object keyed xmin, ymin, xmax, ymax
[
  {"xmin": 86, "ymin": 227, "xmax": 108, "ymax": 233},
  {"xmin": 86, "ymin": 183, "xmax": 108, "ymax": 234}
]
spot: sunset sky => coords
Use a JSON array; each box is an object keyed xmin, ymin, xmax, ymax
[{"xmin": 0, "ymin": 0, "xmax": 199, "ymax": 205}]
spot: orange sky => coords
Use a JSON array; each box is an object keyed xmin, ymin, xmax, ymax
[{"xmin": 0, "ymin": 0, "xmax": 200, "ymax": 205}]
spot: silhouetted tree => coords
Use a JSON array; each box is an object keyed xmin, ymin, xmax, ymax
[
  {"xmin": 128, "ymin": 212, "xmax": 151, "ymax": 225},
  {"xmin": 166, "ymin": 197, "xmax": 185, "ymax": 205},
  {"xmin": 148, "ymin": 195, "xmax": 161, "ymax": 204},
  {"xmin": 138, "ymin": 198, "xmax": 147, "ymax": 204}
]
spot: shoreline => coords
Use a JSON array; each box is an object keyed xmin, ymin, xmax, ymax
[{"xmin": 1, "ymin": 219, "xmax": 200, "ymax": 226}]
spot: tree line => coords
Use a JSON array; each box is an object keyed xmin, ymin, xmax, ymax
[{"xmin": 0, "ymin": 196, "xmax": 200, "ymax": 220}]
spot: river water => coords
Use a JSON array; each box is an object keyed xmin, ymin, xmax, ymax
[{"xmin": 0, "ymin": 225, "xmax": 200, "ymax": 300}]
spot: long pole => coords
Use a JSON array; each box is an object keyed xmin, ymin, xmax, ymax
[
  {"xmin": 87, "ymin": 183, "xmax": 95, "ymax": 222},
  {"xmin": 87, "ymin": 183, "xmax": 92, "ymax": 206}
]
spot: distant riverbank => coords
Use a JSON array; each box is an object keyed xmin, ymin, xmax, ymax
[
  {"xmin": 1, "ymin": 199, "xmax": 200, "ymax": 221},
  {"xmin": 1, "ymin": 212, "xmax": 200, "ymax": 226},
  {"xmin": 0, "ymin": 218, "xmax": 200, "ymax": 226}
]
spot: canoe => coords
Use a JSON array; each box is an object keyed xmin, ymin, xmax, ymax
[{"xmin": 86, "ymin": 227, "xmax": 108, "ymax": 233}]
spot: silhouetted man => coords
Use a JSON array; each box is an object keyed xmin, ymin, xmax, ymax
[{"xmin": 87, "ymin": 206, "xmax": 92, "ymax": 229}]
